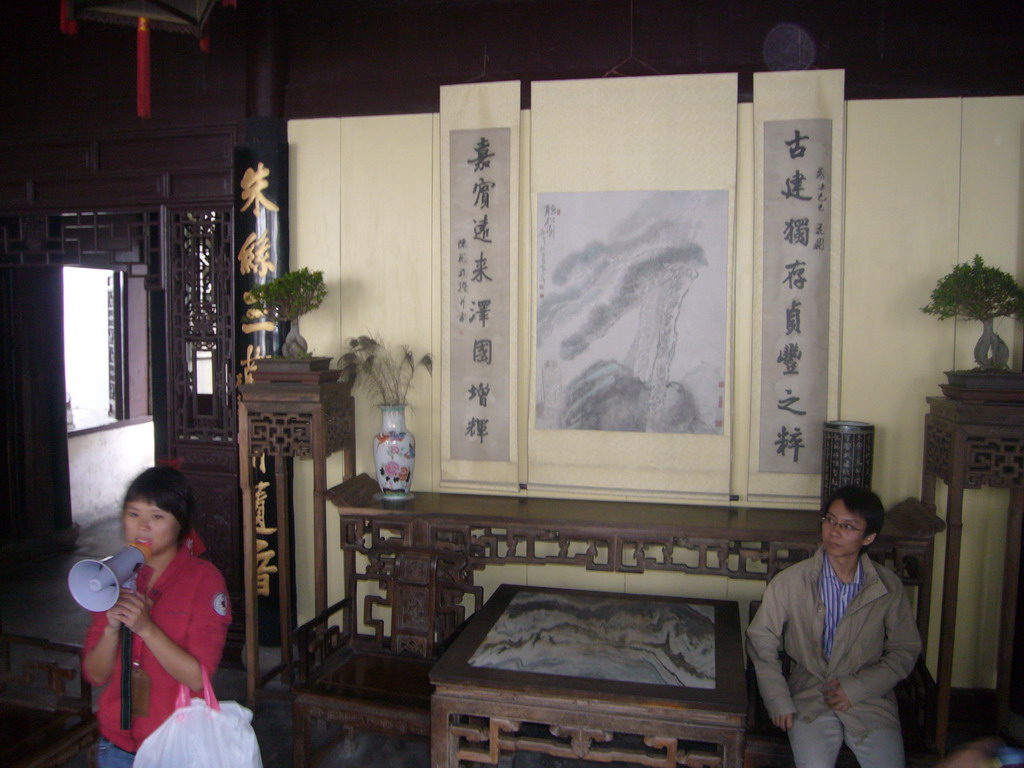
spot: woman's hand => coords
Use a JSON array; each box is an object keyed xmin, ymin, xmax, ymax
[
  {"xmin": 106, "ymin": 589, "xmax": 154, "ymax": 635},
  {"xmin": 824, "ymin": 678, "xmax": 852, "ymax": 711}
]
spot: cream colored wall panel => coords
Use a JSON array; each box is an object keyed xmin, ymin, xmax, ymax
[
  {"xmin": 517, "ymin": 111, "xmax": 533, "ymax": 485},
  {"xmin": 957, "ymin": 97, "xmax": 1024, "ymax": 371},
  {"xmin": 841, "ymin": 99, "xmax": 961, "ymax": 504},
  {"xmin": 726, "ymin": 578, "xmax": 768, "ymax": 636},
  {"xmin": 289, "ymin": 117, "xmax": 344, "ymax": 623},
  {"xmin": 623, "ymin": 571, "xmax": 728, "ymax": 601},
  {"xmin": 525, "ymin": 564, "xmax": 624, "ymax": 593},
  {"xmin": 945, "ymin": 95, "xmax": 1024, "ymax": 689},
  {"xmin": 474, "ymin": 563, "xmax": 530, "ymax": 605},
  {"xmin": 532, "ymin": 75, "xmax": 738, "ymax": 192},
  {"xmin": 946, "ymin": 97, "xmax": 1019, "ymax": 684},
  {"xmin": 339, "ymin": 114, "xmax": 437, "ymax": 488},
  {"xmin": 731, "ymin": 103, "xmax": 755, "ymax": 501}
]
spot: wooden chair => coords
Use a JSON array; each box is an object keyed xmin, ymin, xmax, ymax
[
  {"xmin": 0, "ymin": 632, "xmax": 97, "ymax": 768},
  {"xmin": 291, "ymin": 543, "xmax": 481, "ymax": 767}
]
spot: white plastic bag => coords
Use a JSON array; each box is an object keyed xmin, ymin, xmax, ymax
[{"xmin": 134, "ymin": 667, "xmax": 262, "ymax": 768}]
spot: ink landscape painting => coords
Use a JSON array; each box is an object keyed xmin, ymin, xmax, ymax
[{"xmin": 536, "ymin": 190, "xmax": 728, "ymax": 434}]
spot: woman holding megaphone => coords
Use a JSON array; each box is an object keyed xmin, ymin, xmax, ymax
[{"xmin": 82, "ymin": 465, "xmax": 231, "ymax": 767}]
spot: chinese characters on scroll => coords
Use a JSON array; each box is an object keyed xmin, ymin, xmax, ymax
[
  {"xmin": 449, "ymin": 129, "xmax": 511, "ymax": 461},
  {"xmin": 759, "ymin": 120, "xmax": 832, "ymax": 473}
]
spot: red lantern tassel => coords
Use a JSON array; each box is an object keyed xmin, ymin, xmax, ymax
[
  {"xmin": 137, "ymin": 17, "xmax": 151, "ymax": 119},
  {"xmin": 60, "ymin": 0, "xmax": 78, "ymax": 36},
  {"xmin": 199, "ymin": 35, "xmax": 210, "ymax": 53}
]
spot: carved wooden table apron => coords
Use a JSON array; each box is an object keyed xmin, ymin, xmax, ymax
[
  {"xmin": 921, "ymin": 396, "xmax": 1024, "ymax": 752},
  {"xmin": 430, "ymin": 584, "xmax": 747, "ymax": 768},
  {"xmin": 334, "ymin": 492, "xmax": 943, "ymax": 645}
]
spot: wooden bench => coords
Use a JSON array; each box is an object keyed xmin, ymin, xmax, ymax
[
  {"xmin": 0, "ymin": 632, "xmax": 97, "ymax": 768},
  {"xmin": 304, "ymin": 482, "xmax": 943, "ymax": 766}
]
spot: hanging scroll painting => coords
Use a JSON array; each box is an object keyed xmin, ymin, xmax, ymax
[
  {"xmin": 536, "ymin": 189, "xmax": 728, "ymax": 435},
  {"xmin": 439, "ymin": 81, "xmax": 520, "ymax": 491},
  {"xmin": 449, "ymin": 127, "xmax": 512, "ymax": 461},
  {"xmin": 528, "ymin": 74, "xmax": 737, "ymax": 501},
  {"xmin": 747, "ymin": 69, "xmax": 845, "ymax": 505},
  {"xmin": 758, "ymin": 119, "xmax": 832, "ymax": 473}
]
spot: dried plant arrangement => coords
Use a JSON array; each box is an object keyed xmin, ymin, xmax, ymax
[{"xmin": 338, "ymin": 333, "xmax": 433, "ymax": 406}]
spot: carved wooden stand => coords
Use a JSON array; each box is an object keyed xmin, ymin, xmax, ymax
[
  {"xmin": 921, "ymin": 396, "xmax": 1024, "ymax": 752},
  {"xmin": 237, "ymin": 370, "xmax": 355, "ymax": 705}
]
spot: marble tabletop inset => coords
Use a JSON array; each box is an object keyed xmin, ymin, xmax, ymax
[{"xmin": 467, "ymin": 590, "xmax": 716, "ymax": 688}]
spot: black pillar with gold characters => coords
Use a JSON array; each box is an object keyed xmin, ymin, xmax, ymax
[{"xmin": 234, "ymin": 116, "xmax": 291, "ymax": 646}]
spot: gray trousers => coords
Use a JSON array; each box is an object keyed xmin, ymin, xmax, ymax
[{"xmin": 788, "ymin": 711, "xmax": 905, "ymax": 768}]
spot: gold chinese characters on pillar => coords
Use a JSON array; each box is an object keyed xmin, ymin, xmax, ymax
[{"xmin": 234, "ymin": 141, "xmax": 289, "ymax": 601}]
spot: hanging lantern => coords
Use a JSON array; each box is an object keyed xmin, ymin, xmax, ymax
[{"xmin": 60, "ymin": 1, "xmax": 237, "ymax": 119}]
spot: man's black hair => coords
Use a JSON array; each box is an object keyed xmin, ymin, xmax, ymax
[{"xmin": 823, "ymin": 485, "xmax": 884, "ymax": 540}]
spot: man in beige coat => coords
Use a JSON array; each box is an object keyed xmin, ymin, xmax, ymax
[{"xmin": 746, "ymin": 486, "xmax": 921, "ymax": 768}]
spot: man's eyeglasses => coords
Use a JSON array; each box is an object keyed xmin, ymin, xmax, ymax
[{"xmin": 820, "ymin": 514, "xmax": 866, "ymax": 533}]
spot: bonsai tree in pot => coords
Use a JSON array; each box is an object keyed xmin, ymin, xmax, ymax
[
  {"xmin": 247, "ymin": 267, "xmax": 328, "ymax": 359},
  {"xmin": 921, "ymin": 255, "xmax": 1024, "ymax": 372}
]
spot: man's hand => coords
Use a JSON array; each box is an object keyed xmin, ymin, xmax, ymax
[
  {"xmin": 824, "ymin": 678, "xmax": 852, "ymax": 711},
  {"xmin": 771, "ymin": 712, "xmax": 794, "ymax": 731}
]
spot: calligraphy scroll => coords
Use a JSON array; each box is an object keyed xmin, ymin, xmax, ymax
[
  {"xmin": 449, "ymin": 128, "xmax": 512, "ymax": 461},
  {"xmin": 440, "ymin": 81, "xmax": 520, "ymax": 490},
  {"xmin": 758, "ymin": 119, "xmax": 832, "ymax": 473},
  {"xmin": 748, "ymin": 70, "xmax": 845, "ymax": 504}
]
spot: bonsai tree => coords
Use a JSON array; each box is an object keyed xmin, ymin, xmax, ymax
[
  {"xmin": 337, "ymin": 333, "xmax": 432, "ymax": 406},
  {"xmin": 247, "ymin": 268, "xmax": 328, "ymax": 359},
  {"xmin": 921, "ymin": 255, "xmax": 1024, "ymax": 371}
]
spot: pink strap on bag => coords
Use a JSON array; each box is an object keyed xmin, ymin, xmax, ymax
[{"xmin": 175, "ymin": 666, "xmax": 220, "ymax": 712}]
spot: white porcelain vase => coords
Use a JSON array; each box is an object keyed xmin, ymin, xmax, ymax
[{"xmin": 373, "ymin": 405, "xmax": 415, "ymax": 499}]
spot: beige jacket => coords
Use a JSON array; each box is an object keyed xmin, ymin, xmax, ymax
[{"xmin": 745, "ymin": 547, "xmax": 921, "ymax": 740}]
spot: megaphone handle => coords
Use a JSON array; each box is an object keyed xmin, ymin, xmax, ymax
[{"xmin": 120, "ymin": 625, "xmax": 133, "ymax": 729}]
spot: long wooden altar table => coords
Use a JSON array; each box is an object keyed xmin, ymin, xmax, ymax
[{"xmin": 331, "ymin": 490, "xmax": 943, "ymax": 641}]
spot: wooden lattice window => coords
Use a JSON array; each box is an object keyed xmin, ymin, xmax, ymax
[{"xmin": 167, "ymin": 209, "xmax": 235, "ymax": 443}]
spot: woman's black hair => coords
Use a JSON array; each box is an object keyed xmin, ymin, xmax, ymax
[
  {"xmin": 123, "ymin": 466, "xmax": 195, "ymax": 544},
  {"xmin": 823, "ymin": 485, "xmax": 885, "ymax": 540}
]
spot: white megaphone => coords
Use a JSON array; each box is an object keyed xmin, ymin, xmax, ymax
[{"xmin": 68, "ymin": 542, "xmax": 152, "ymax": 612}]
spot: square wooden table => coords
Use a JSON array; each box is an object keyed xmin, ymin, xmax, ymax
[{"xmin": 430, "ymin": 584, "xmax": 747, "ymax": 768}]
